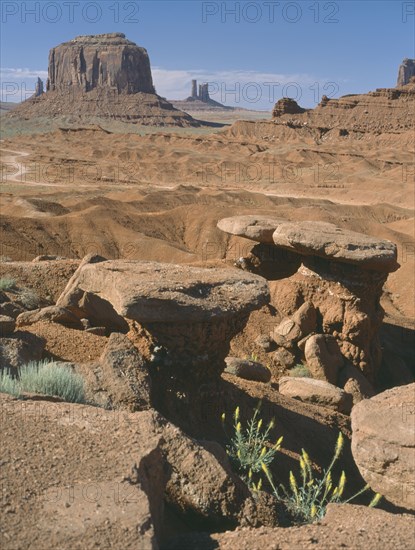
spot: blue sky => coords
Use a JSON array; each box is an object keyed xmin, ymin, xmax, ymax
[{"xmin": 1, "ymin": 1, "xmax": 414, "ymax": 108}]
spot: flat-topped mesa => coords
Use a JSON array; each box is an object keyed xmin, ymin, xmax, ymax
[
  {"xmin": 217, "ymin": 216, "xmax": 399, "ymax": 381},
  {"xmin": 56, "ymin": 257, "xmax": 270, "ymax": 428},
  {"xmin": 47, "ymin": 32, "xmax": 155, "ymax": 94}
]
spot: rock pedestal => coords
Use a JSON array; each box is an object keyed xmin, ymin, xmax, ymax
[
  {"xmin": 217, "ymin": 216, "xmax": 399, "ymax": 384},
  {"xmin": 56, "ymin": 257, "xmax": 270, "ymax": 429}
]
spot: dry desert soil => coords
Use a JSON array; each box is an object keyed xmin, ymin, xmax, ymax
[{"xmin": 0, "ymin": 81, "xmax": 414, "ymax": 549}]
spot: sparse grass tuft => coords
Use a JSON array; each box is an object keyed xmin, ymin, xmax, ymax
[
  {"xmin": 0, "ymin": 277, "xmax": 16, "ymax": 292},
  {"xmin": 289, "ymin": 364, "xmax": 312, "ymax": 378},
  {"xmin": 0, "ymin": 360, "xmax": 85, "ymax": 404},
  {"xmin": 0, "ymin": 369, "xmax": 20, "ymax": 397},
  {"xmin": 17, "ymin": 288, "xmax": 41, "ymax": 310}
]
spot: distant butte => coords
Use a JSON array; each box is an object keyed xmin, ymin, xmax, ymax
[{"xmin": 8, "ymin": 33, "xmax": 201, "ymax": 127}]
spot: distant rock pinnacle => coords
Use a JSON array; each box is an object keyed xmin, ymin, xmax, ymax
[{"xmin": 397, "ymin": 58, "xmax": 415, "ymax": 87}]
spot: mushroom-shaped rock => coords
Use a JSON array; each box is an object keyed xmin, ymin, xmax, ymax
[
  {"xmin": 57, "ymin": 259, "xmax": 270, "ymax": 429},
  {"xmin": 217, "ymin": 217, "xmax": 399, "ymax": 383},
  {"xmin": 272, "ymin": 221, "xmax": 398, "ymax": 272},
  {"xmin": 217, "ymin": 215, "xmax": 284, "ymax": 244}
]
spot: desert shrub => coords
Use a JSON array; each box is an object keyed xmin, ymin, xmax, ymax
[
  {"xmin": 18, "ymin": 360, "xmax": 85, "ymax": 403},
  {"xmin": 289, "ymin": 364, "xmax": 312, "ymax": 378},
  {"xmin": 0, "ymin": 276, "xmax": 16, "ymax": 291},
  {"xmin": 0, "ymin": 369, "xmax": 21, "ymax": 397},
  {"xmin": 0, "ymin": 256, "xmax": 12, "ymax": 263},
  {"xmin": 0, "ymin": 360, "xmax": 85, "ymax": 404},
  {"xmin": 17, "ymin": 288, "xmax": 41, "ymax": 310},
  {"xmin": 222, "ymin": 408, "xmax": 382, "ymax": 524},
  {"xmin": 222, "ymin": 402, "xmax": 283, "ymax": 488},
  {"xmin": 261, "ymin": 432, "xmax": 382, "ymax": 524}
]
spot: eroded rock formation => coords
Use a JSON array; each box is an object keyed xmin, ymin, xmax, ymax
[
  {"xmin": 351, "ymin": 383, "xmax": 415, "ymax": 510},
  {"xmin": 46, "ymin": 33, "xmax": 155, "ymax": 94},
  {"xmin": 55, "ymin": 255, "xmax": 270, "ymax": 428},
  {"xmin": 272, "ymin": 97, "xmax": 306, "ymax": 118},
  {"xmin": 8, "ymin": 33, "xmax": 199, "ymax": 127},
  {"xmin": 217, "ymin": 216, "xmax": 399, "ymax": 384},
  {"xmin": 397, "ymin": 58, "xmax": 415, "ymax": 86}
]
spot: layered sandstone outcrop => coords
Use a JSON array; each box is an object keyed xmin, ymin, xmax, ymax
[{"xmin": 47, "ymin": 33, "xmax": 155, "ymax": 94}]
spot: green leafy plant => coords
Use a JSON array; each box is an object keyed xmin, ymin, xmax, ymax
[
  {"xmin": 261, "ymin": 432, "xmax": 382, "ymax": 524},
  {"xmin": 222, "ymin": 402, "xmax": 283, "ymax": 487},
  {"xmin": 0, "ymin": 276, "xmax": 16, "ymax": 292},
  {"xmin": 0, "ymin": 360, "xmax": 85, "ymax": 404},
  {"xmin": 289, "ymin": 364, "xmax": 312, "ymax": 378}
]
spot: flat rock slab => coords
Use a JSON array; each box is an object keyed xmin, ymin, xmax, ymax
[
  {"xmin": 351, "ymin": 383, "xmax": 415, "ymax": 510},
  {"xmin": 279, "ymin": 376, "xmax": 352, "ymax": 414},
  {"xmin": 57, "ymin": 260, "xmax": 270, "ymax": 324},
  {"xmin": 217, "ymin": 215, "xmax": 284, "ymax": 244},
  {"xmin": 272, "ymin": 221, "xmax": 398, "ymax": 271}
]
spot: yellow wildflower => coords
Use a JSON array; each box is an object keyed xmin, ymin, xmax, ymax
[
  {"xmin": 369, "ymin": 493, "xmax": 382, "ymax": 508},
  {"xmin": 335, "ymin": 432, "xmax": 344, "ymax": 459},
  {"xmin": 274, "ymin": 436, "xmax": 283, "ymax": 449},
  {"xmin": 261, "ymin": 462, "xmax": 269, "ymax": 475},
  {"xmin": 290, "ymin": 471, "xmax": 298, "ymax": 494},
  {"xmin": 338, "ymin": 471, "xmax": 346, "ymax": 497},
  {"xmin": 325, "ymin": 471, "xmax": 332, "ymax": 487}
]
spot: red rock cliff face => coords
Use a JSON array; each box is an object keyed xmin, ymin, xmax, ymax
[{"xmin": 47, "ymin": 32, "xmax": 155, "ymax": 94}]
